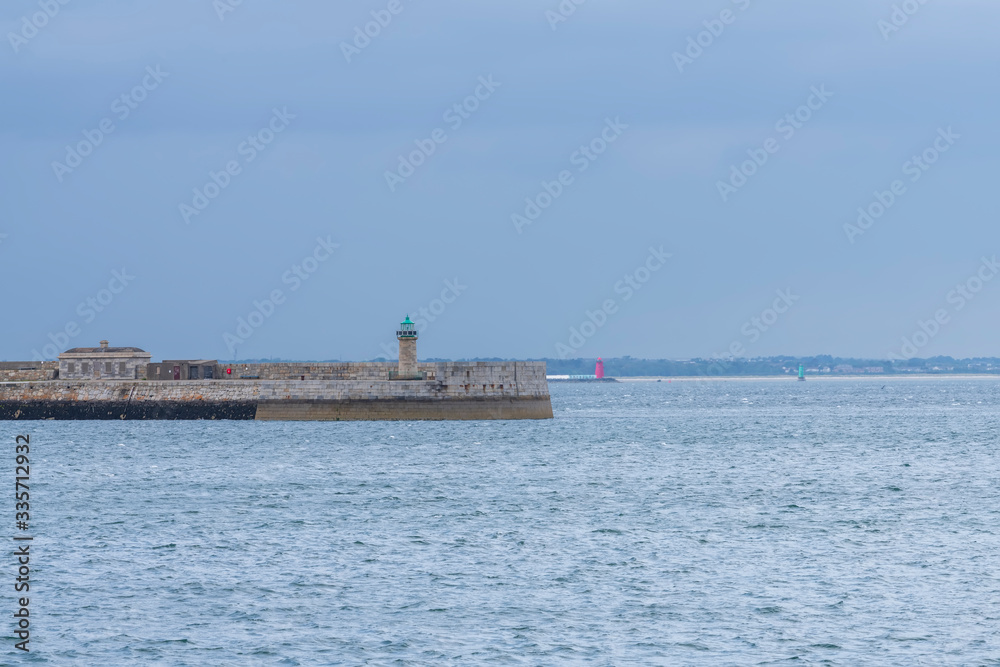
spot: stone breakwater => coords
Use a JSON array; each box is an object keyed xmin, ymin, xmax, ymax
[
  {"xmin": 0, "ymin": 362, "xmax": 553, "ymax": 421},
  {"xmin": 0, "ymin": 362, "xmax": 58, "ymax": 383}
]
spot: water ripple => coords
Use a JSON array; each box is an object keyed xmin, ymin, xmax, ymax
[{"xmin": 19, "ymin": 378, "xmax": 1000, "ymax": 664}]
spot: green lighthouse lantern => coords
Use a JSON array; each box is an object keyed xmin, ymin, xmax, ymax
[{"xmin": 397, "ymin": 315, "xmax": 417, "ymax": 339}]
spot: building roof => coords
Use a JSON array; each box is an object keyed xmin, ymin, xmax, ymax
[
  {"xmin": 60, "ymin": 347, "xmax": 150, "ymax": 356},
  {"xmin": 60, "ymin": 340, "xmax": 150, "ymax": 357}
]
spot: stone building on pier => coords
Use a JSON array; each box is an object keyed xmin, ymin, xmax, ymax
[{"xmin": 58, "ymin": 341, "xmax": 151, "ymax": 380}]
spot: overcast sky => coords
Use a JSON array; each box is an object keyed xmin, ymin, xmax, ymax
[{"xmin": 1, "ymin": 0, "xmax": 998, "ymax": 362}]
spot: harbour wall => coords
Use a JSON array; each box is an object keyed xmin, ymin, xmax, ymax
[
  {"xmin": 0, "ymin": 362, "xmax": 58, "ymax": 383},
  {"xmin": 0, "ymin": 362, "xmax": 552, "ymax": 421},
  {"xmin": 214, "ymin": 361, "xmax": 527, "ymax": 382}
]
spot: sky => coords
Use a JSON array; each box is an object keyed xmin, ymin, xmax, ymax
[{"xmin": 1, "ymin": 0, "xmax": 998, "ymax": 363}]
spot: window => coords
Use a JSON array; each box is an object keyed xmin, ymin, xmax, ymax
[
  {"xmin": 119, "ymin": 362, "xmax": 127, "ymax": 375},
  {"xmin": 67, "ymin": 362, "xmax": 75, "ymax": 374},
  {"xmin": 105, "ymin": 361, "xmax": 113, "ymax": 374},
  {"xmin": 81, "ymin": 362, "xmax": 90, "ymax": 374}
]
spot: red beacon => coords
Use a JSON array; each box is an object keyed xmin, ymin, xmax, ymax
[{"xmin": 595, "ymin": 358, "xmax": 604, "ymax": 379}]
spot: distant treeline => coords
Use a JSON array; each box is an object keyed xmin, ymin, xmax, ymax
[
  {"xmin": 227, "ymin": 356, "xmax": 1000, "ymax": 377},
  {"xmin": 527, "ymin": 355, "xmax": 1000, "ymax": 377}
]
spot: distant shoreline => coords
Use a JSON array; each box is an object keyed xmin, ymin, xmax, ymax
[{"xmin": 613, "ymin": 374, "xmax": 1000, "ymax": 382}]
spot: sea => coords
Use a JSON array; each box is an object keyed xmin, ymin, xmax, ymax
[{"xmin": 9, "ymin": 377, "xmax": 1000, "ymax": 665}]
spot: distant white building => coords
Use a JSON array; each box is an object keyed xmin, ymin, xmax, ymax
[{"xmin": 58, "ymin": 340, "xmax": 151, "ymax": 380}]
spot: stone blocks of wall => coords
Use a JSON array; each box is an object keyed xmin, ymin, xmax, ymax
[
  {"xmin": 0, "ymin": 362, "xmax": 58, "ymax": 371},
  {"xmin": 215, "ymin": 362, "xmax": 404, "ymax": 380},
  {"xmin": 255, "ymin": 397, "xmax": 553, "ymax": 421},
  {"xmin": 0, "ymin": 362, "xmax": 59, "ymax": 382},
  {"xmin": 0, "ymin": 381, "xmax": 259, "ymax": 420},
  {"xmin": 0, "ymin": 362, "xmax": 552, "ymax": 421},
  {"xmin": 213, "ymin": 361, "xmax": 549, "ymax": 394},
  {"xmin": 0, "ymin": 369, "xmax": 57, "ymax": 382}
]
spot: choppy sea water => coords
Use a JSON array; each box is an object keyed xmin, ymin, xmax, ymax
[{"xmin": 11, "ymin": 378, "xmax": 1000, "ymax": 665}]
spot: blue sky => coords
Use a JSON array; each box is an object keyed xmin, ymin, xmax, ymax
[{"xmin": 2, "ymin": 0, "xmax": 998, "ymax": 362}]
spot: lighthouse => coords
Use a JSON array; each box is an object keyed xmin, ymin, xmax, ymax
[
  {"xmin": 595, "ymin": 358, "xmax": 605, "ymax": 379},
  {"xmin": 396, "ymin": 315, "xmax": 418, "ymax": 379}
]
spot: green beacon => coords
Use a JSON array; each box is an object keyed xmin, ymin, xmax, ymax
[{"xmin": 798, "ymin": 365, "xmax": 806, "ymax": 381}]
